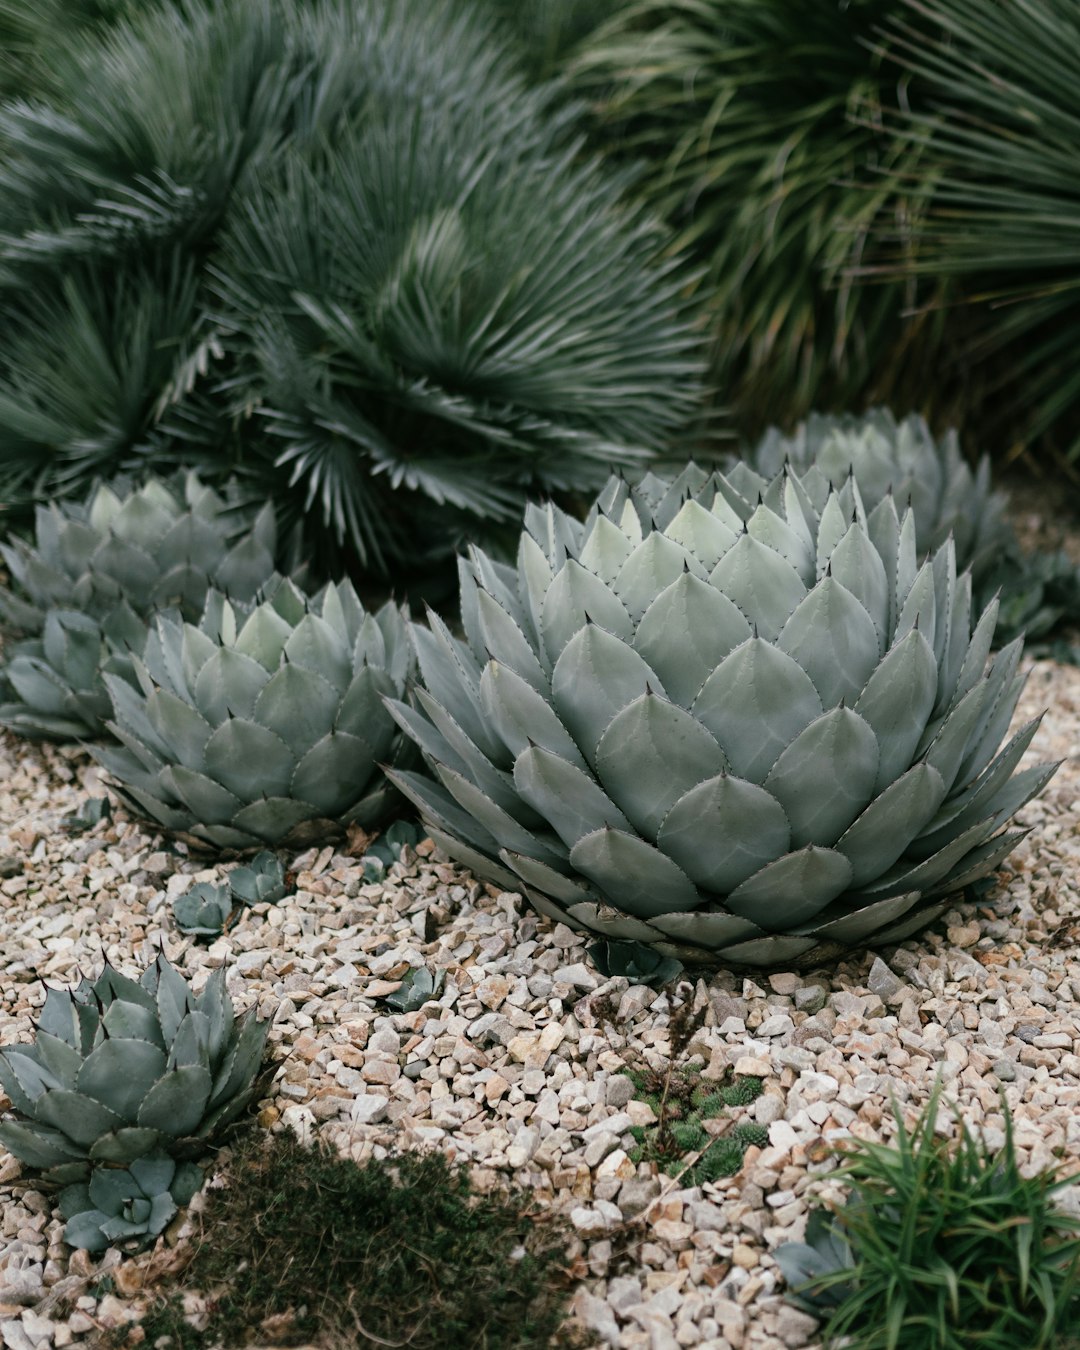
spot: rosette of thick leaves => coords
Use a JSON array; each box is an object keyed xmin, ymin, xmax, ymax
[
  {"xmin": 0, "ymin": 955, "xmax": 268, "ymax": 1185},
  {"xmin": 60, "ymin": 1152, "xmax": 203, "ymax": 1254},
  {"xmin": 749, "ymin": 410, "xmax": 1011, "ymax": 587},
  {"xmin": 385, "ymin": 463, "xmax": 1057, "ymax": 969},
  {"xmin": 0, "ymin": 473, "xmax": 279, "ymax": 740},
  {"xmin": 91, "ymin": 579, "xmax": 412, "ymax": 849}
]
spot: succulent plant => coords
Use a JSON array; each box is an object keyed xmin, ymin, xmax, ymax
[
  {"xmin": 91, "ymin": 578, "xmax": 413, "ymax": 850},
  {"xmin": 60, "ymin": 1152, "xmax": 203, "ymax": 1254},
  {"xmin": 381, "ymin": 967, "xmax": 445, "ymax": 1015},
  {"xmin": 62, "ymin": 795, "xmax": 112, "ymax": 834},
  {"xmin": 228, "ymin": 851, "xmax": 287, "ymax": 906},
  {"xmin": 0, "ymin": 473, "xmax": 280, "ymax": 740},
  {"xmin": 386, "ymin": 464, "xmax": 1057, "ymax": 970},
  {"xmin": 586, "ymin": 940, "xmax": 682, "ymax": 988},
  {"xmin": 360, "ymin": 821, "xmax": 425, "ymax": 883},
  {"xmin": 173, "ymin": 882, "xmax": 234, "ymax": 939},
  {"xmin": 748, "ymin": 410, "xmax": 1012, "ymax": 587},
  {"xmin": 0, "ymin": 953, "xmax": 268, "ymax": 1185}
]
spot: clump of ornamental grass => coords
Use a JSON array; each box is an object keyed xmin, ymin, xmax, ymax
[
  {"xmin": 105, "ymin": 1131, "xmax": 583, "ymax": 1350},
  {"xmin": 776, "ymin": 1083, "xmax": 1080, "ymax": 1350}
]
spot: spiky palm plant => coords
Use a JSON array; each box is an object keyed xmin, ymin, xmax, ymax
[
  {"xmin": 870, "ymin": 0, "xmax": 1080, "ymax": 461},
  {"xmin": 565, "ymin": 0, "xmax": 944, "ymax": 431},
  {"xmin": 385, "ymin": 465, "xmax": 1056, "ymax": 970},
  {"xmin": 0, "ymin": 0, "xmax": 703, "ymax": 574}
]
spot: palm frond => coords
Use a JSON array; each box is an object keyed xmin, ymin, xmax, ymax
[{"xmin": 870, "ymin": 0, "xmax": 1080, "ymax": 459}]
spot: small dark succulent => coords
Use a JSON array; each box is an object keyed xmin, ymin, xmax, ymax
[
  {"xmin": 62, "ymin": 795, "xmax": 111, "ymax": 834},
  {"xmin": 360, "ymin": 821, "xmax": 425, "ymax": 883},
  {"xmin": 229, "ymin": 851, "xmax": 288, "ymax": 906},
  {"xmin": 381, "ymin": 967, "xmax": 446, "ymax": 1014},
  {"xmin": 173, "ymin": 882, "xmax": 234, "ymax": 939},
  {"xmin": 586, "ymin": 939, "xmax": 683, "ymax": 987},
  {"xmin": 60, "ymin": 1152, "xmax": 203, "ymax": 1254}
]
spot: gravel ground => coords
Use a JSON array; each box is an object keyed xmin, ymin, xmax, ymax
[{"xmin": 0, "ymin": 656, "xmax": 1078, "ymax": 1350}]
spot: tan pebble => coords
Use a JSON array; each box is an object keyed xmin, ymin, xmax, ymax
[
  {"xmin": 731, "ymin": 1243, "xmax": 758, "ymax": 1269},
  {"xmin": 257, "ymin": 1106, "xmax": 280, "ymax": 1129},
  {"xmin": 112, "ymin": 1263, "xmax": 144, "ymax": 1297},
  {"xmin": 652, "ymin": 1219, "xmax": 693, "ymax": 1248},
  {"xmin": 735, "ymin": 1055, "xmax": 771, "ymax": 1077},
  {"xmin": 484, "ymin": 1074, "xmax": 510, "ymax": 1103}
]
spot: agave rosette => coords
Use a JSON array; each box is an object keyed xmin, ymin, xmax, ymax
[
  {"xmin": 0, "ymin": 954, "xmax": 268, "ymax": 1185},
  {"xmin": 0, "ymin": 473, "xmax": 279, "ymax": 740},
  {"xmin": 386, "ymin": 464, "xmax": 1057, "ymax": 969},
  {"xmin": 92, "ymin": 578, "xmax": 413, "ymax": 849},
  {"xmin": 750, "ymin": 410, "xmax": 1012, "ymax": 586}
]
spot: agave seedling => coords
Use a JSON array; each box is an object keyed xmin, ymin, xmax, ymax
[
  {"xmin": 92, "ymin": 579, "xmax": 413, "ymax": 849},
  {"xmin": 386, "ymin": 464, "xmax": 1057, "ymax": 969},
  {"xmin": 228, "ymin": 851, "xmax": 287, "ymax": 906},
  {"xmin": 0, "ymin": 953, "xmax": 269, "ymax": 1184},
  {"xmin": 60, "ymin": 1152, "xmax": 203, "ymax": 1254},
  {"xmin": 360, "ymin": 820, "xmax": 425, "ymax": 883},
  {"xmin": 173, "ymin": 881, "xmax": 234, "ymax": 939},
  {"xmin": 749, "ymin": 410, "xmax": 1012, "ymax": 587},
  {"xmin": 0, "ymin": 473, "xmax": 280, "ymax": 740}
]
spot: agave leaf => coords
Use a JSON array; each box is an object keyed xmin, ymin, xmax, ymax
[
  {"xmin": 826, "ymin": 519, "xmax": 890, "ymax": 640},
  {"xmin": 835, "ymin": 763, "xmax": 947, "ymax": 887},
  {"xmin": 101, "ymin": 1000, "xmax": 167, "ymax": 1049},
  {"xmin": 145, "ymin": 690, "xmax": 214, "ymax": 770},
  {"xmin": 232, "ymin": 788, "xmax": 315, "ymax": 842},
  {"xmin": 657, "ymin": 773, "xmax": 792, "ymax": 893},
  {"xmin": 806, "ymin": 891, "xmax": 924, "ymax": 944},
  {"xmin": 34, "ymin": 1089, "xmax": 126, "ymax": 1147},
  {"xmin": 475, "ymin": 589, "xmax": 548, "ymax": 692},
  {"xmin": 577, "ymin": 513, "xmax": 635, "ymax": 583},
  {"xmin": 479, "ymin": 660, "xmax": 588, "ymax": 769},
  {"xmin": 720, "ymin": 934, "xmax": 818, "ymax": 968},
  {"xmin": 37, "ymin": 987, "xmax": 83, "ymax": 1048},
  {"xmin": 594, "ymin": 692, "xmax": 726, "ymax": 838},
  {"xmin": 551, "ymin": 624, "xmax": 665, "ymax": 765},
  {"xmin": 385, "ymin": 768, "xmax": 503, "ymax": 856},
  {"xmin": 709, "ymin": 534, "xmax": 806, "ymax": 640},
  {"xmin": 854, "ymin": 816, "xmax": 1002, "ymax": 900},
  {"xmin": 413, "ymin": 689, "xmax": 523, "ymax": 812},
  {"xmin": 854, "ymin": 628, "xmax": 939, "ymax": 793},
  {"xmin": 513, "ymin": 744, "xmax": 632, "ymax": 848},
  {"xmin": 162, "ymin": 764, "xmax": 244, "ymax": 825},
  {"xmin": 613, "ymin": 531, "xmax": 692, "ymax": 623},
  {"xmin": 540, "ymin": 558, "xmax": 634, "ymax": 663},
  {"xmin": 499, "ymin": 850, "xmax": 595, "ymax": 906},
  {"xmin": 89, "ymin": 1127, "xmax": 165, "ymax": 1165},
  {"xmin": 31, "ymin": 1030, "xmax": 82, "ymax": 1089},
  {"xmin": 747, "ymin": 500, "xmax": 814, "ymax": 584},
  {"xmin": 154, "ymin": 957, "xmax": 193, "ymax": 1048},
  {"xmin": 569, "ymin": 827, "xmax": 701, "ymax": 917},
  {"xmin": 777, "ymin": 576, "xmax": 881, "ymax": 708},
  {"xmin": 0, "ymin": 1121, "xmax": 88, "ymax": 1169},
  {"xmin": 76, "ymin": 1040, "xmax": 169, "ymax": 1122},
  {"xmin": 634, "ymin": 572, "xmax": 752, "ymax": 709},
  {"xmin": 693, "ymin": 638, "xmax": 822, "ymax": 783},
  {"xmin": 933, "ymin": 828, "xmax": 1030, "ymax": 894},
  {"xmin": 191, "ymin": 646, "xmax": 272, "ymax": 726},
  {"xmin": 649, "ymin": 909, "xmax": 764, "ymax": 948},
  {"xmin": 137, "ymin": 1065, "xmax": 214, "ymax": 1136},
  {"xmin": 894, "ymin": 559, "xmax": 937, "ymax": 649},
  {"xmin": 426, "ymin": 829, "xmax": 522, "ymax": 892},
  {"xmin": 763, "ymin": 707, "xmax": 879, "ymax": 848},
  {"xmin": 335, "ymin": 665, "xmax": 397, "ymax": 750},
  {"xmin": 286, "ymin": 732, "xmax": 373, "ymax": 818},
  {"xmin": 434, "ymin": 764, "xmax": 566, "ymax": 867},
  {"xmin": 725, "ymin": 847, "xmax": 853, "ymax": 927},
  {"xmin": 206, "ymin": 1010, "xmax": 268, "ymax": 1115},
  {"xmin": 252, "ymin": 662, "xmax": 341, "ymax": 758},
  {"xmin": 202, "ymin": 719, "xmax": 295, "ymax": 801},
  {"xmin": 233, "ymin": 605, "xmax": 292, "ymax": 671}
]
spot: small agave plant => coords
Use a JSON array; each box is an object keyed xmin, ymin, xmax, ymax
[
  {"xmin": 0, "ymin": 954, "xmax": 269, "ymax": 1184},
  {"xmin": 60, "ymin": 1153, "xmax": 203, "ymax": 1254},
  {"xmin": 92, "ymin": 579, "xmax": 413, "ymax": 849},
  {"xmin": 749, "ymin": 410, "xmax": 1012, "ymax": 587},
  {"xmin": 229, "ymin": 851, "xmax": 288, "ymax": 905},
  {"xmin": 386, "ymin": 464, "xmax": 1057, "ymax": 969},
  {"xmin": 0, "ymin": 473, "xmax": 280, "ymax": 740},
  {"xmin": 173, "ymin": 881, "xmax": 234, "ymax": 938}
]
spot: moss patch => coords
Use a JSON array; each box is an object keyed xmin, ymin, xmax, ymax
[
  {"xmin": 108, "ymin": 1131, "xmax": 582, "ymax": 1350},
  {"xmin": 623, "ymin": 1065, "xmax": 767, "ymax": 1187}
]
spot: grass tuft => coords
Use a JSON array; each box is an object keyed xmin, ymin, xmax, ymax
[
  {"xmin": 778, "ymin": 1082, "xmax": 1080, "ymax": 1349},
  {"xmin": 108, "ymin": 1130, "xmax": 582, "ymax": 1350}
]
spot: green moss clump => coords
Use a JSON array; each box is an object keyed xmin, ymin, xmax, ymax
[
  {"xmin": 107, "ymin": 1131, "xmax": 582, "ymax": 1350},
  {"xmin": 621, "ymin": 1065, "xmax": 766, "ymax": 1187}
]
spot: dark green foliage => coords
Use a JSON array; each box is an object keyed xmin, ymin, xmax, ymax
[
  {"xmin": 62, "ymin": 795, "xmax": 112, "ymax": 834},
  {"xmin": 776, "ymin": 1084, "xmax": 1080, "ymax": 1349},
  {"xmin": 360, "ymin": 819, "xmax": 426, "ymax": 882},
  {"xmin": 0, "ymin": 0, "xmax": 703, "ymax": 577},
  {"xmin": 566, "ymin": 0, "xmax": 943, "ymax": 433},
  {"xmin": 623, "ymin": 1065, "xmax": 765, "ymax": 1186},
  {"xmin": 0, "ymin": 0, "xmax": 150, "ymax": 102},
  {"xmin": 109, "ymin": 1131, "xmax": 581, "ymax": 1350},
  {"xmin": 875, "ymin": 0, "xmax": 1080, "ymax": 462},
  {"xmin": 480, "ymin": 0, "xmax": 621, "ymax": 82},
  {"xmin": 586, "ymin": 938, "xmax": 683, "ymax": 987}
]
